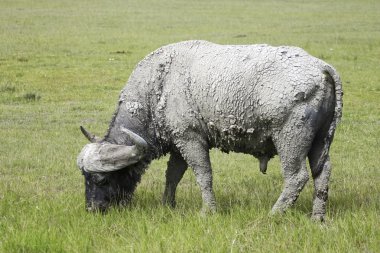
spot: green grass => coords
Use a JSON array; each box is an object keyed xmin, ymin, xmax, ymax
[{"xmin": 0, "ymin": 0, "xmax": 379, "ymax": 252}]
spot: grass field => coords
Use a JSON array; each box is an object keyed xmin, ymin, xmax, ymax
[{"xmin": 0, "ymin": 0, "xmax": 379, "ymax": 252}]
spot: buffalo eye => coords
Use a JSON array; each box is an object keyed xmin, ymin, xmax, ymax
[{"xmin": 92, "ymin": 173, "xmax": 109, "ymax": 186}]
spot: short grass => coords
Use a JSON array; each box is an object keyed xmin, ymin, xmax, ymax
[{"xmin": 0, "ymin": 0, "xmax": 379, "ymax": 252}]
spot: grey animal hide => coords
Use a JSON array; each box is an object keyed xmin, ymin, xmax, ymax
[{"xmin": 82, "ymin": 40, "xmax": 343, "ymax": 220}]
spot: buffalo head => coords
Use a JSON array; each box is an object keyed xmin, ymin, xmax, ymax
[{"xmin": 77, "ymin": 126, "xmax": 148, "ymax": 212}]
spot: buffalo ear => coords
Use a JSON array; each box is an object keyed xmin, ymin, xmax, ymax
[{"xmin": 80, "ymin": 126, "xmax": 102, "ymax": 143}]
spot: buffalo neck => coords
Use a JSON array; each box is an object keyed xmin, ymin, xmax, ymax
[{"xmin": 103, "ymin": 100, "xmax": 167, "ymax": 160}]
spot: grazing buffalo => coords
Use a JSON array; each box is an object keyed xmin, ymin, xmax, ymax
[{"xmin": 77, "ymin": 40, "xmax": 342, "ymax": 221}]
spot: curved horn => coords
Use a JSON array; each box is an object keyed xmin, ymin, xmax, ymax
[
  {"xmin": 77, "ymin": 128, "xmax": 148, "ymax": 173},
  {"xmin": 77, "ymin": 143, "xmax": 143, "ymax": 173},
  {"xmin": 80, "ymin": 126, "xmax": 102, "ymax": 143},
  {"xmin": 120, "ymin": 127, "xmax": 148, "ymax": 152}
]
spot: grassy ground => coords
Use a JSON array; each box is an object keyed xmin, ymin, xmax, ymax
[{"xmin": 0, "ymin": 0, "xmax": 379, "ymax": 252}]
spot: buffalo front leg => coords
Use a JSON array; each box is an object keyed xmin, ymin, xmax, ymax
[
  {"xmin": 177, "ymin": 139, "xmax": 216, "ymax": 214},
  {"xmin": 162, "ymin": 152, "xmax": 188, "ymax": 207}
]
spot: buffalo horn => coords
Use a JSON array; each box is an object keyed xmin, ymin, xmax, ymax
[
  {"xmin": 80, "ymin": 126, "xmax": 102, "ymax": 143},
  {"xmin": 120, "ymin": 127, "xmax": 148, "ymax": 152},
  {"xmin": 77, "ymin": 127, "xmax": 148, "ymax": 173}
]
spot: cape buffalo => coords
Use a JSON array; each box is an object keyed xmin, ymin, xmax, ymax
[{"xmin": 77, "ymin": 40, "xmax": 342, "ymax": 221}]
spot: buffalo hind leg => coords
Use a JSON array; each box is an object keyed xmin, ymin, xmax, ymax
[
  {"xmin": 162, "ymin": 152, "xmax": 188, "ymax": 207},
  {"xmin": 271, "ymin": 116, "xmax": 315, "ymax": 214},
  {"xmin": 308, "ymin": 137, "xmax": 332, "ymax": 222}
]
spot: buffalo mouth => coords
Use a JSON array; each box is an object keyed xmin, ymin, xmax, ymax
[
  {"xmin": 86, "ymin": 194, "xmax": 132, "ymax": 213},
  {"xmin": 86, "ymin": 201, "xmax": 109, "ymax": 213}
]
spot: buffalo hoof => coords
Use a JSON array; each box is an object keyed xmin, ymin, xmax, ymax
[
  {"xmin": 162, "ymin": 198, "xmax": 176, "ymax": 208},
  {"xmin": 200, "ymin": 205, "xmax": 217, "ymax": 216},
  {"xmin": 311, "ymin": 214, "xmax": 325, "ymax": 222}
]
